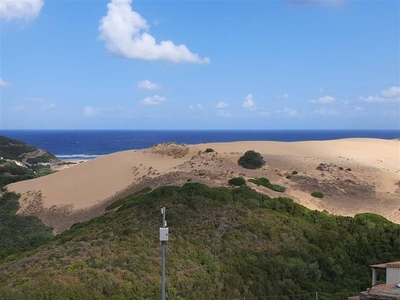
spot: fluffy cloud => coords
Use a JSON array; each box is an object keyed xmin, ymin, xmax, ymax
[
  {"xmin": 40, "ymin": 103, "xmax": 55, "ymax": 110},
  {"xmin": 83, "ymin": 106, "xmax": 100, "ymax": 116},
  {"xmin": 189, "ymin": 103, "xmax": 204, "ymax": 111},
  {"xmin": 216, "ymin": 102, "xmax": 228, "ymax": 109},
  {"xmin": 381, "ymin": 86, "xmax": 400, "ymax": 98},
  {"xmin": 217, "ymin": 110, "xmax": 231, "ymax": 118},
  {"xmin": 359, "ymin": 86, "xmax": 400, "ymax": 103},
  {"xmin": 0, "ymin": 0, "xmax": 44, "ymax": 21},
  {"xmin": 141, "ymin": 95, "xmax": 166, "ymax": 106},
  {"xmin": 137, "ymin": 80, "xmax": 161, "ymax": 90},
  {"xmin": 242, "ymin": 94, "xmax": 255, "ymax": 109},
  {"xmin": 309, "ymin": 95, "xmax": 335, "ymax": 104},
  {"xmin": 99, "ymin": 0, "xmax": 209, "ymax": 64},
  {"xmin": 0, "ymin": 78, "xmax": 11, "ymax": 87}
]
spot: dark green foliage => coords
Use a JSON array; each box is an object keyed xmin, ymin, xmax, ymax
[
  {"xmin": 0, "ymin": 136, "xmax": 36, "ymax": 160},
  {"xmin": 0, "ymin": 192, "xmax": 53, "ymax": 260},
  {"xmin": 105, "ymin": 187, "xmax": 152, "ymax": 211},
  {"xmin": 249, "ymin": 177, "xmax": 286, "ymax": 192},
  {"xmin": 0, "ymin": 163, "xmax": 35, "ymax": 189},
  {"xmin": 347, "ymin": 168, "xmax": 352, "ymax": 171},
  {"xmin": 311, "ymin": 191, "xmax": 324, "ymax": 198},
  {"xmin": 1, "ymin": 184, "xmax": 399, "ymax": 299},
  {"xmin": 292, "ymin": 170, "xmax": 298, "ymax": 175},
  {"xmin": 238, "ymin": 150, "xmax": 266, "ymax": 169},
  {"xmin": 228, "ymin": 177, "xmax": 246, "ymax": 186},
  {"xmin": 205, "ymin": 148, "xmax": 214, "ymax": 153},
  {"xmin": 26, "ymin": 153, "xmax": 54, "ymax": 165}
]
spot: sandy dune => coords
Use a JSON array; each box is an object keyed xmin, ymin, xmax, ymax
[{"xmin": 7, "ymin": 138, "xmax": 400, "ymax": 233}]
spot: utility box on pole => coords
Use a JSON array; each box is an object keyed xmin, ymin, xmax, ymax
[{"xmin": 159, "ymin": 228, "xmax": 169, "ymax": 241}]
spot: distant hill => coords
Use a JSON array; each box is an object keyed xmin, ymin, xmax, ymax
[
  {"xmin": 0, "ymin": 135, "xmax": 59, "ymax": 165},
  {"xmin": 0, "ymin": 183, "xmax": 399, "ymax": 299},
  {"xmin": 0, "ymin": 136, "xmax": 60, "ymax": 189}
]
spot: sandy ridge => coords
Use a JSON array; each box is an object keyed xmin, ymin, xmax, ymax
[{"xmin": 7, "ymin": 138, "xmax": 400, "ymax": 233}]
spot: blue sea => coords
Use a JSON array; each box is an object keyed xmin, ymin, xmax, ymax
[{"xmin": 1, "ymin": 130, "xmax": 399, "ymax": 161}]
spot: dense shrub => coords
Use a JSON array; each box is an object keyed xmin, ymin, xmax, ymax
[
  {"xmin": 311, "ymin": 191, "xmax": 324, "ymax": 198},
  {"xmin": 347, "ymin": 168, "xmax": 352, "ymax": 171},
  {"xmin": 1, "ymin": 183, "xmax": 399, "ymax": 299},
  {"xmin": 238, "ymin": 150, "xmax": 265, "ymax": 169},
  {"xmin": 228, "ymin": 177, "xmax": 246, "ymax": 187},
  {"xmin": 292, "ymin": 170, "xmax": 298, "ymax": 175},
  {"xmin": 248, "ymin": 177, "xmax": 286, "ymax": 192},
  {"xmin": 205, "ymin": 148, "xmax": 214, "ymax": 153}
]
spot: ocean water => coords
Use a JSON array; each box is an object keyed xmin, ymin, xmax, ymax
[{"xmin": 1, "ymin": 130, "xmax": 399, "ymax": 160}]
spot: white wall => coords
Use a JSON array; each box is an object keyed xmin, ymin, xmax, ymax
[{"xmin": 386, "ymin": 267, "xmax": 400, "ymax": 284}]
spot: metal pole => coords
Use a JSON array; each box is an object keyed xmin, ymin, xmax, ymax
[
  {"xmin": 161, "ymin": 207, "xmax": 166, "ymax": 300},
  {"xmin": 315, "ymin": 291, "xmax": 318, "ymax": 300}
]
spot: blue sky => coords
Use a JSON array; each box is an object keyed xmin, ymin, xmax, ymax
[{"xmin": 0, "ymin": 0, "xmax": 399, "ymax": 130}]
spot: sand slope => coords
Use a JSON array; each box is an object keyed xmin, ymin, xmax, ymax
[{"xmin": 7, "ymin": 139, "xmax": 400, "ymax": 233}]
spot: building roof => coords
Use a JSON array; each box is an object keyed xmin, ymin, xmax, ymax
[{"xmin": 370, "ymin": 261, "xmax": 400, "ymax": 269}]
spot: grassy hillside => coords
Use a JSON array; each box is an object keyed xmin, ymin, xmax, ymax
[
  {"xmin": 0, "ymin": 192, "xmax": 53, "ymax": 260},
  {"xmin": 0, "ymin": 135, "xmax": 59, "ymax": 163},
  {"xmin": 0, "ymin": 136, "xmax": 58, "ymax": 188},
  {"xmin": 0, "ymin": 183, "xmax": 399, "ymax": 299}
]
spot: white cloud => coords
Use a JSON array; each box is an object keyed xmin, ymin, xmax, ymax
[
  {"xmin": 0, "ymin": 0, "xmax": 44, "ymax": 21},
  {"xmin": 189, "ymin": 103, "xmax": 204, "ymax": 111},
  {"xmin": 278, "ymin": 93, "xmax": 290, "ymax": 99},
  {"xmin": 381, "ymin": 86, "xmax": 400, "ymax": 98},
  {"xmin": 83, "ymin": 106, "xmax": 100, "ymax": 116},
  {"xmin": 99, "ymin": 0, "xmax": 209, "ymax": 64},
  {"xmin": 0, "ymin": 78, "xmax": 11, "ymax": 87},
  {"xmin": 309, "ymin": 95, "xmax": 335, "ymax": 104},
  {"xmin": 313, "ymin": 107, "xmax": 337, "ymax": 116},
  {"xmin": 216, "ymin": 101, "xmax": 228, "ymax": 109},
  {"xmin": 359, "ymin": 86, "xmax": 400, "ymax": 103},
  {"xmin": 242, "ymin": 94, "xmax": 255, "ymax": 109},
  {"xmin": 141, "ymin": 95, "xmax": 166, "ymax": 106},
  {"xmin": 137, "ymin": 80, "xmax": 161, "ymax": 90},
  {"xmin": 15, "ymin": 105, "xmax": 25, "ymax": 111},
  {"xmin": 217, "ymin": 110, "xmax": 231, "ymax": 118}
]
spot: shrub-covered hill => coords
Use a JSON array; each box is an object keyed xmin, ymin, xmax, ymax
[
  {"xmin": 0, "ymin": 135, "xmax": 59, "ymax": 164},
  {"xmin": 0, "ymin": 136, "xmax": 59, "ymax": 188},
  {"xmin": 1, "ymin": 183, "xmax": 399, "ymax": 300}
]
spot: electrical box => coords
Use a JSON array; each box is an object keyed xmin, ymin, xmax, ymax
[{"xmin": 159, "ymin": 228, "xmax": 169, "ymax": 241}]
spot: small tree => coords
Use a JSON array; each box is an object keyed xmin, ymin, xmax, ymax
[
  {"xmin": 238, "ymin": 150, "xmax": 265, "ymax": 169},
  {"xmin": 205, "ymin": 148, "xmax": 215, "ymax": 153},
  {"xmin": 228, "ymin": 177, "xmax": 246, "ymax": 187}
]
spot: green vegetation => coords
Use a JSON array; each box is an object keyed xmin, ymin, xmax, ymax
[
  {"xmin": 34, "ymin": 167, "xmax": 57, "ymax": 177},
  {"xmin": 228, "ymin": 177, "xmax": 246, "ymax": 186},
  {"xmin": 292, "ymin": 170, "xmax": 298, "ymax": 175},
  {"xmin": 26, "ymin": 153, "xmax": 55, "ymax": 165},
  {"xmin": 0, "ymin": 163, "xmax": 35, "ymax": 189},
  {"xmin": 248, "ymin": 177, "xmax": 286, "ymax": 192},
  {"xmin": 347, "ymin": 168, "xmax": 352, "ymax": 172},
  {"xmin": 205, "ymin": 148, "xmax": 214, "ymax": 153},
  {"xmin": 105, "ymin": 187, "xmax": 152, "ymax": 211},
  {"xmin": 2, "ymin": 183, "xmax": 398, "ymax": 299},
  {"xmin": 238, "ymin": 150, "xmax": 265, "ymax": 169},
  {"xmin": 0, "ymin": 192, "xmax": 53, "ymax": 260},
  {"xmin": 311, "ymin": 191, "xmax": 324, "ymax": 198},
  {"xmin": 0, "ymin": 136, "xmax": 36, "ymax": 161}
]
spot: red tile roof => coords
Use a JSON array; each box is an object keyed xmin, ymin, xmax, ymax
[{"xmin": 370, "ymin": 261, "xmax": 400, "ymax": 269}]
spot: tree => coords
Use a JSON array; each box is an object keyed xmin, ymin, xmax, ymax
[{"xmin": 238, "ymin": 150, "xmax": 265, "ymax": 169}]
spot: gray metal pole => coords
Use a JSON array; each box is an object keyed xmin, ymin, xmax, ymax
[{"xmin": 161, "ymin": 207, "xmax": 166, "ymax": 300}]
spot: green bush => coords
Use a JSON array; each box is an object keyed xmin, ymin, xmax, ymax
[
  {"xmin": 205, "ymin": 148, "xmax": 214, "ymax": 153},
  {"xmin": 347, "ymin": 168, "xmax": 352, "ymax": 171},
  {"xmin": 248, "ymin": 177, "xmax": 286, "ymax": 192},
  {"xmin": 238, "ymin": 150, "xmax": 265, "ymax": 169},
  {"xmin": 228, "ymin": 177, "xmax": 246, "ymax": 187},
  {"xmin": 292, "ymin": 170, "xmax": 298, "ymax": 175},
  {"xmin": 311, "ymin": 191, "xmax": 324, "ymax": 198}
]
